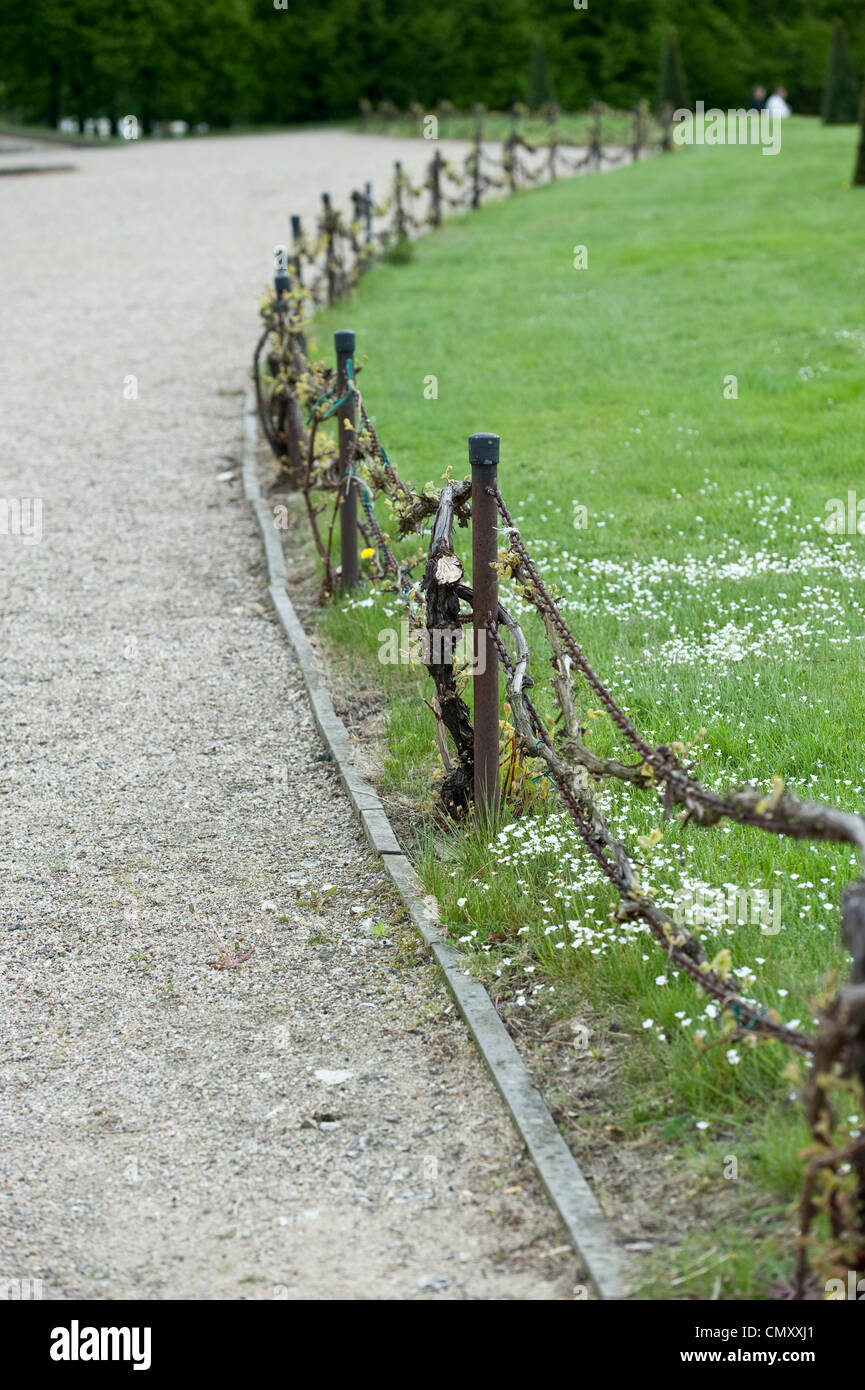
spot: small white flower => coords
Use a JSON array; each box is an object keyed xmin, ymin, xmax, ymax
[{"xmin": 726, "ymin": 1048, "xmax": 741, "ymax": 1065}]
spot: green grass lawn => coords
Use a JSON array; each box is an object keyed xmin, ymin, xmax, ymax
[
  {"xmin": 362, "ymin": 108, "xmax": 646, "ymax": 147},
  {"xmin": 302, "ymin": 116, "xmax": 865, "ymax": 1298}
]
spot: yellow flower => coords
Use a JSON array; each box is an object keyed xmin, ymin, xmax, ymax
[{"xmin": 361, "ymin": 547, "xmax": 375, "ymax": 560}]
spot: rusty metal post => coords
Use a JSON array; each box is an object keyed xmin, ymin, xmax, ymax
[
  {"xmin": 335, "ymin": 330, "xmax": 358, "ymax": 593},
  {"xmin": 469, "ymin": 432, "xmax": 500, "ymax": 823}
]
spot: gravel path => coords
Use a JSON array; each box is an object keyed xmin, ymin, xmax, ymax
[{"xmin": 0, "ymin": 130, "xmax": 579, "ymax": 1300}]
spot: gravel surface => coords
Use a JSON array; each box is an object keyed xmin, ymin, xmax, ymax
[{"xmin": 0, "ymin": 130, "xmax": 580, "ymax": 1300}]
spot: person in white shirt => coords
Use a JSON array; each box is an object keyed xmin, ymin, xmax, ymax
[{"xmin": 765, "ymin": 87, "xmax": 792, "ymax": 118}]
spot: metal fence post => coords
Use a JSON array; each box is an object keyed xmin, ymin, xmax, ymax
[
  {"xmin": 429, "ymin": 149, "xmax": 442, "ymax": 227},
  {"xmin": 632, "ymin": 101, "xmax": 644, "ymax": 162},
  {"xmin": 393, "ymin": 161, "xmax": 407, "ymax": 240},
  {"xmin": 364, "ymin": 180, "xmax": 373, "ymax": 243},
  {"xmin": 322, "ymin": 192, "xmax": 336, "ymax": 304},
  {"xmin": 590, "ymin": 99, "xmax": 602, "ymax": 171},
  {"xmin": 335, "ymin": 330, "xmax": 359, "ymax": 593},
  {"xmin": 472, "ymin": 103, "xmax": 484, "ymax": 209},
  {"xmin": 504, "ymin": 108, "xmax": 518, "ymax": 194},
  {"xmin": 290, "ymin": 214, "xmax": 303, "ymax": 285},
  {"xmin": 273, "ymin": 244, "xmax": 290, "ymax": 304},
  {"xmin": 469, "ymin": 432, "xmax": 500, "ymax": 823}
]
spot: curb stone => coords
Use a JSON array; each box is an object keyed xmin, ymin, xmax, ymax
[{"xmin": 242, "ymin": 391, "xmax": 631, "ymax": 1300}]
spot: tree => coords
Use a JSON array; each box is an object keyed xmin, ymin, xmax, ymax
[
  {"xmin": 527, "ymin": 34, "xmax": 555, "ymax": 110},
  {"xmin": 5, "ymin": 0, "xmax": 865, "ymax": 129},
  {"xmin": 822, "ymin": 16, "xmax": 859, "ymax": 124},
  {"xmin": 853, "ymin": 86, "xmax": 865, "ymax": 183},
  {"xmin": 656, "ymin": 24, "xmax": 689, "ymax": 114}
]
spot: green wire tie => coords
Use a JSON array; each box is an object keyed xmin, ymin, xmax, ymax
[
  {"xmin": 731, "ymin": 1001, "xmax": 769, "ymax": 1033},
  {"xmin": 305, "ymin": 384, "xmax": 336, "ymax": 425}
]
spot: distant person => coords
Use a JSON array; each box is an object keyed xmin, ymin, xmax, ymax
[
  {"xmin": 765, "ymin": 87, "xmax": 792, "ymax": 118},
  {"xmin": 749, "ymin": 85, "xmax": 766, "ymax": 112}
]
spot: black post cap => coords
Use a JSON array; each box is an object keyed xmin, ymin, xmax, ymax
[
  {"xmin": 322, "ymin": 192, "xmax": 331, "ymax": 206},
  {"xmin": 334, "ymin": 329, "xmax": 355, "ymax": 355},
  {"xmin": 290, "ymin": 214, "xmax": 302, "ymax": 239},
  {"xmin": 468, "ymin": 432, "xmax": 500, "ymax": 466}
]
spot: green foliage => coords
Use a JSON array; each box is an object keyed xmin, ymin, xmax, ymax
[
  {"xmin": 527, "ymin": 35, "xmax": 555, "ymax": 111},
  {"xmin": 822, "ymin": 17, "xmax": 859, "ymax": 124},
  {"xmin": 382, "ymin": 236, "xmax": 415, "ymax": 265},
  {"xmin": 657, "ymin": 24, "xmax": 689, "ymax": 114},
  {"xmin": 3, "ymin": 1, "xmax": 865, "ymax": 128}
]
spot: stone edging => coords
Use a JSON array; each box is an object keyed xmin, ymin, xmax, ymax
[{"xmin": 242, "ymin": 391, "xmax": 631, "ymax": 1300}]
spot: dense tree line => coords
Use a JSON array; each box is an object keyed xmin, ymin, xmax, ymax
[{"xmin": 0, "ymin": 0, "xmax": 862, "ymax": 130}]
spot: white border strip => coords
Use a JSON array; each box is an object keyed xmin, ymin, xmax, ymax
[{"xmin": 242, "ymin": 392, "xmax": 631, "ymax": 1300}]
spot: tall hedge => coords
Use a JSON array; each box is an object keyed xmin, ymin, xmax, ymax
[{"xmin": 3, "ymin": 0, "xmax": 865, "ymax": 131}]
